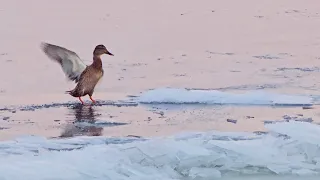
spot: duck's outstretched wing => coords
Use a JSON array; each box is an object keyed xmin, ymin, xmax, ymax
[{"xmin": 40, "ymin": 42, "xmax": 87, "ymax": 83}]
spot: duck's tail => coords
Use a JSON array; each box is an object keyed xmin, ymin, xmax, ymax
[
  {"xmin": 65, "ymin": 89, "xmax": 78, "ymax": 97},
  {"xmin": 65, "ymin": 90, "xmax": 72, "ymax": 94}
]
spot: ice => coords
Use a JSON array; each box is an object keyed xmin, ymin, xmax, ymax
[
  {"xmin": 265, "ymin": 121, "xmax": 320, "ymax": 144},
  {"xmin": 1, "ymin": 121, "xmax": 320, "ymax": 179},
  {"xmin": 136, "ymin": 88, "xmax": 313, "ymax": 106},
  {"xmin": 292, "ymin": 169, "xmax": 319, "ymax": 176},
  {"xmin": 189, "ymin": 167, "xmax": 222, "ymax": 179}
]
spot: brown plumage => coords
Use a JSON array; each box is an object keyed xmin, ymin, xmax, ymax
[{"xmin": 40, "ymin": 42, "xmax": 114, "ymax": 105}]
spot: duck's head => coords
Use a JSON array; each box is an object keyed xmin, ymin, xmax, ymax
[{"xmin": 93, "ymin": 44, "xmax": 114, "ymax": 56}]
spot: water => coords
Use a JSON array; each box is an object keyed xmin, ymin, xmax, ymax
[{"xmin": 1, "ymin": 1, "xmax": 320, "ymax": 179}]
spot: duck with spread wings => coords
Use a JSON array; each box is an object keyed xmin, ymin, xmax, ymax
[{"xmin": 40, "ymin": 42, "xmax": 114, "ymax": 105}]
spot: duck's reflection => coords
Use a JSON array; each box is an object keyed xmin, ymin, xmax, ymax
[{"xmin": 60, "ymin": 105, "xmax": 103, "ymax": 138}]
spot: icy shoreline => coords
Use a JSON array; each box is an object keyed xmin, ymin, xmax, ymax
[{"xmin": 1, "ymin": 121, "xmax": 320, "ymax": 179}]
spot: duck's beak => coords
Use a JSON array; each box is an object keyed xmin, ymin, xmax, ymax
[{"xmin": 105, "ymin": 50, "xmax": 114, "ymax": 56}]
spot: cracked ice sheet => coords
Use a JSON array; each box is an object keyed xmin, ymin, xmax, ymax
[{"xmin": 0, "ymin": 121, "xmax": 320, "ymax": 179}]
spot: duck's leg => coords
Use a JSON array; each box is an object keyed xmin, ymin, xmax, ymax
[
  {"xmin": 78, "ymin": 97, "xmax": 85, "ymax": 105},
  {"xmin": 89, "ymin": 96, "xmax": 96, "ymax": 104}
]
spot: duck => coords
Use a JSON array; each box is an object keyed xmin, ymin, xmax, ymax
[{"xmin": 40, "ymin": 42, "xmax": 114, "ymax": 105}]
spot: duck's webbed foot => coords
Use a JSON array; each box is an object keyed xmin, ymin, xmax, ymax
[
  {"xmin": 89, "ymin": 96, "xmax": 96, "ymax": 104},
  {"xmin": 78, "ymin": 97, "xmax": 85, "ymax": 105}
]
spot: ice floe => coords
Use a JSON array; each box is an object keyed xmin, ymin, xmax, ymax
[
  {"xmin": 1, "ymin": 121, "xmax": 320, "ymax": 179},
  {"xmin": 136, "ymin": 88, "xmax": 313, "ymax": 106}
]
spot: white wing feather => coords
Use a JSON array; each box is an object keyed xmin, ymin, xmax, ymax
[{"xmin": 40, "ymin": 42, "xmax": 87, "ymax": 83}]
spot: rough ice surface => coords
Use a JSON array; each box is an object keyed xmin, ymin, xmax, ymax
[
  {"xmin": 1, "ymin": 121, "xmax": 320, "ymax": 180},
  {"xmin": 136, "ymin": 88, "xmax": 313, "ymax": 106}
]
